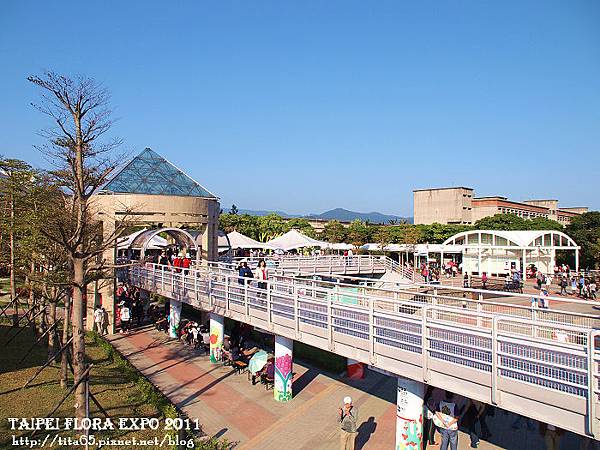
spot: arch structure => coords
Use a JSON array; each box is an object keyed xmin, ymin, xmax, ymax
[
  {"xmin": 129, "ymin": 227, "xmax": 198, "ymax": 261},
  {"xmin": 441, "ymin": 230, "xmax": 580, "ymax": 275}
]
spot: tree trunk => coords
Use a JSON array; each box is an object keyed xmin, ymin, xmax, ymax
[
  {"xmin": 60, "ymin": 292, "xmax": 71, "ymax": 388},
  {"xmin": 71, "ymin": 257, "xmax": 86, "ymax": 419},
  {"xmin": 47, "ymin": 300, "xmax": 57, "ymax": 360},
  {"xmin": 28, "ymin": 260, "xmax": 37, "ymax": 336},
  {"xmin": 10, "ymin": 193, "xmax": 17, "ymax": 326}
]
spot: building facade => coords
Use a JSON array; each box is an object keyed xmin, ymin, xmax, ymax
[
  {"xmin": 88, "ymin": 148, "xmax": 220, "ymax": 332},
  {"xmin": 413, "ymin": 187, "xmax": 587, "ymax": 226}
]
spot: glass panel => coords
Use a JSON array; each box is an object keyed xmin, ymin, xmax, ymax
[
  {"xmin": 103, "ymin": 148, "xmax": 215, "ymax": 197},
  {"xmin": 467, "ymin": 234, "xmax": 479, "ymax": 245},
  {"xmin": 496, "ymin": 237, "xmax": 508, "ymax": 246}
]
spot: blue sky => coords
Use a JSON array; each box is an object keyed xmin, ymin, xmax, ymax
[{"xmin": 1, "ymin": 1, "xmax": 599, "ymax": 216}]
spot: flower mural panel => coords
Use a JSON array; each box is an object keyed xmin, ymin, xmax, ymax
[{"xmin": 274, "ymin": 353, "xmax": 293, "ymax": 402}]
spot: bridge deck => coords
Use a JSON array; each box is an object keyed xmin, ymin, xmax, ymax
[{"xmin": 127, "ymin": 262, "xmax": 600, "ymax": 438}]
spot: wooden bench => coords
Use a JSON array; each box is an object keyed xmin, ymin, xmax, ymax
[{"xmin": 233, "ymin": 360, "xmax": 248, "ymax": 374}]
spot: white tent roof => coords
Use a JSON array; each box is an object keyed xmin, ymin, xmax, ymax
[
  {"xmin": 117, "ymin": 228, "xmax": 168, "ymax": 250},
  {"xmin": 267, "ymin": 229, "xmax": 329, "ymax": 251},
  {"xmin": 442, "ymin": 229, "xmax": 579, "ymax": 248},
  {"xmin": 360, "ymin": 243, "xmax": 464, "ymax": 253},
  {"xmin": 227, "ymin": 231, "xmax": 275, "ymax": 250},
  {"xmin": 328, "ymin": 242, "xmax": 355, "ymax": 250}
]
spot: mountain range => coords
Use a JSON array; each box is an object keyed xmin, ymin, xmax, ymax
[{"xmin": 226, "ymin": 207, "xmax": 413, "ymax": 224}]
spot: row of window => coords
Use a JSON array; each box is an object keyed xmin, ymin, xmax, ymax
[{"xmin": 497, "ymin": 207, "xmax": 549, "ymax": 219}]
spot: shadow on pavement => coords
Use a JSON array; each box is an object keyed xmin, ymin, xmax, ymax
[{"xmin": 356, "ymin": 416, "xmax": 377, "ymax": 450}]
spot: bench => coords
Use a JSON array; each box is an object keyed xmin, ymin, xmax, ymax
[{"xmin": 233, "ymin": 360, "xmax": 248, "ymax": 374}]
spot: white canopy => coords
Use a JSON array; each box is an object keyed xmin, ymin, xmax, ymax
[
  {"xmin": 267, "ymin": 229, "xmax": 329, "ymax": 251},
  {"xmin": 117, "ymin": 228, "xmax": 168, "ymax": 250},
  {"xmin": 327, "ymin": 242, "xmax": 355, "ymax": 250},
  {"xmin": 227, "ymin": 231, "xmax": 275, "ymax": 250},
  {"xmin": 360, "ymin": 243, "xmax": 464, "ymax": 253}
]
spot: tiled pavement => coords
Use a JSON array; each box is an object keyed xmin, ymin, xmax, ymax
[{"xmin": 108, "ymin": 326, "xmax": 592, "ymax": 449}]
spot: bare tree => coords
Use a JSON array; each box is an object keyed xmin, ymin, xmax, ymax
[{"xmin": 28, "ymin": 72, "xmax": 125, "ymax": 418}]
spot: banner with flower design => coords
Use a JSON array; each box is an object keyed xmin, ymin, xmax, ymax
[{"xmin": 274, "ymin": 353, "xmax": 292, "ymax": 402}]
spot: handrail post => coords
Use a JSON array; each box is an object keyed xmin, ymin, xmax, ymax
[
  {"xmin": 225, "ymin": 274, "xmax": 229, "ymax": 313},
  {"xmin": 491, "ymin": 316, "xmax": 499, "ymax": 405},
  {"xmin": 327, "ymin": 296, "xmax": 333, "ymax": 349},
  {"xmin": 587, "ymin": 330, "xmax": 598, "ymax": 438},
  {"xmin": 267, "ymin": 281, "xmax": 272, "ymax": 325},
  {"xmin": 421, "ymin": 305, "xmax": 429, "ymax": 382},
  {"xmin": 161, "ymin": 265, "xmax": 165, "ymax": 292},
  {"xmin": 293, "ymin": 283, "xmax": 299, "ymax": 336},
  {"xmin": 245, "ymin": 278, "xmax": 250, "ymax": 319},
  {"xmin": 369, "ymin": 296, "xmax": 375, "ymax": 363}
]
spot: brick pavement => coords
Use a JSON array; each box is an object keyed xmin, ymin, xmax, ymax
[{"xmin": 108, "ymin": 326, "xmax": 591, "ymax": 449}]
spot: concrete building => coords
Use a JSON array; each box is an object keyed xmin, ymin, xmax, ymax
[
  {"xmin": 413, "ymin": 187, "xmax": 474, "ymax": 225},
  {"xmin": 88, "ymin": 148, "xmax": 220, "ymax": 332},
  {"xmin": 413, "ymin": 187, "xmax": 587, "ymax": 226}
]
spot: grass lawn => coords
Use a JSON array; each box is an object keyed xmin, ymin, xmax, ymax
[{"xmin": 0, "ymin": 326, "xmax": 174, "ymax": 449}]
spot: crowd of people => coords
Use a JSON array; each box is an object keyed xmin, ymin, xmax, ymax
[{"xmin": 115, "ymin": 283, "xmax": 148, "ymax": 333}]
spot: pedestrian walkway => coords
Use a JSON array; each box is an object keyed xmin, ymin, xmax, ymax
[{"xmin": 107, "ymin": 326, "xmax": 589, "ymax": 449}]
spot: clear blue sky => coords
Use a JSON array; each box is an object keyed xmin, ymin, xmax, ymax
[{"xmin": 1, "ymin": 1, "xmax": 599, "ymax": 216}]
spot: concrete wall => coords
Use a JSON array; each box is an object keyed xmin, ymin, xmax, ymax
[
  {"xmin": 413, "ymin": 187, "xmax": 473, "ymax": 225},
  {"xmin": 87, "ymin": 192, "xmax": 220, "ymax": 333}
]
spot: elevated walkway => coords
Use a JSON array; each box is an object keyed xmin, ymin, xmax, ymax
[
  {"xmin": 229, "ymin": 254, "xmax": 416, "ymax": 282},
  {"xmin": 127, "ymin": 262, "xmax": 600, "ymax": 438}
]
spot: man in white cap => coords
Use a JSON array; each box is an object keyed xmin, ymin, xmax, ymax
[{"xmin": 338, "ymin": 396, "xmax": 358, "ymax": 450}]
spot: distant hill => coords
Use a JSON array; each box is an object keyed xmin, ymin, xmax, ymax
[
  {"xmin": 224, "ymin": 206, "xmax": 412, "ymax": 224},
  {"xmin": 308, "ymin": 208, "xmax": 412, "ymax": 224},
  {"xmin": 234, "ymin": 208, "xmax": 294, "ymax": 217}
]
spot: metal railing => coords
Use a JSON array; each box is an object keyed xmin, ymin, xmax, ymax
[
  {"xmin": 127, "ymin": 262, "xmax": 600, "ymax": 438},
  {"xmin": 227, "ymin": 254, "xmax": 415, "ymax": 281}
]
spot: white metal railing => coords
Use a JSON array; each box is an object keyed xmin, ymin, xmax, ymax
[
  {"xmin": 228, "ymin": 254, "xmax": 415, "ymax": 281},
  {"xmin": 128, "ymin": 262, "xmax": 600, "ymax": 438}
]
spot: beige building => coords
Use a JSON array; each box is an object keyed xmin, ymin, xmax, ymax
[
  {"xmin": 88, "ymin": 148, "xmax": 220, "ymax": 332},
  {"xmin": 413, "ymin": 187, "xmax": 474, "ymax": 225},
  {"xmin": 413, "ymin": 187, "xmax": 587, "ymax": 226}
]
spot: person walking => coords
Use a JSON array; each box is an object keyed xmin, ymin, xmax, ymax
[
  {"xmin": 481, "ymin": 272, "xmax": 488, "ymax": 290},
  {"xmin": 120, "ymin": 302, "xmax": 131, "ymax": 334},
  {"xmin": 338, "ymin": 396, "xmax": 358, "ymax": 450},
  {"xmin": 433, "ymin": 391, "xmax": 462, "ymax": 450},
  {"xmin": 93, "ymin": 306, "xmax": 103, "ymax": 333},
  {"xmin": 100, "ymin": 307, "xmax": 109, "ymax": 335},
  {"xmin": 238, "ymin": 261, "xmax": 253, "ymax": 285},
  {"xmin": 559, "ymin": 276, "xmax": 568, "ymax": 295},
  {"xmin": 255, "ymin": 258, "xmax": 269, "ymax": 290},
  {"xmin": 540, "ymin": 423, "xmax": 563, "ymax": 450}
]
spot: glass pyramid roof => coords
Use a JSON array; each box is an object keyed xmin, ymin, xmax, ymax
[{"xmin": 102, "ymin": 148, "xmax": 216, "ymax": 198}]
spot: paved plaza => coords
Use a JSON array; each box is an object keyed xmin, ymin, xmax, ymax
[{"xmin": 109, "ymin": 326, "xmax": 589, "ymax": 449}]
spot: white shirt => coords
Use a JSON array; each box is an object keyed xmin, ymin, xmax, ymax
[
  {"xmin": 121, "ymin": 307, "xmax": 130, "ymax": 321},
  {"xmin": 94, "ymin": 309, "xmax": 103, "ymax": 323}
]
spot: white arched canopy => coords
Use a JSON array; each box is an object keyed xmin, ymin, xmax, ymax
[
  {"xmin": 129, "ymin": 227, "xmax": 198, "ymax": 261},
  {"xmin": 442, "ymin": 229, "xmax": 578, "ymax": 249},
  {"xmin": 441, "ymin": 230, "xmax": 580, "ymax": 275}
]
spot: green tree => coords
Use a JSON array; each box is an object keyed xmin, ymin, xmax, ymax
[
  {"xmin": 474, "ymin": 213, "xmax": 528, "ymax": 230},
  {"xmin": 285, "ymin": 218, "xmax": 316, "ymax": 238},
  {"xmin": 565, "ymin": 212, "xmax": 600, "ymax": 269},
  {"xmin": 230, "ymin": 204, "xmax": 238, "ymax": 215},
  {"xmin": 528, "ymin": 217, "xmax": 564, "ymax": 231},
  {"xmin": 256, "ymin": 214, "xmax": 286, "ymax": 242},
  {"xmin": 322, "ymin": 220, "xmax": 347, "ymax": 243},
  {"xmin": 347, "ymin": 220, "xmax": 371, "ymax": 247},
  {"xmin": 0, "ymin": 158, "xmax": 36, "ymax": 324},
  {"xmin": 29, "ymin": 72, "xmax": 125, "ymax": 418}
]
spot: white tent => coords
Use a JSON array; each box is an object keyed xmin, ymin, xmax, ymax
[
  {"xmin": 267, "ymin": 229, "xmax": 329, "ymax": 251},
  {"xmin": 117, "ymin": 228, "xmax": 168, "ymax": 250},
  {"xmin": 328, "ymin": 242, "xmax": 355, "ymax": 250},
  {"xmin": 227, "ymin": 231, "xmax": 275, "ymax": 250}
]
